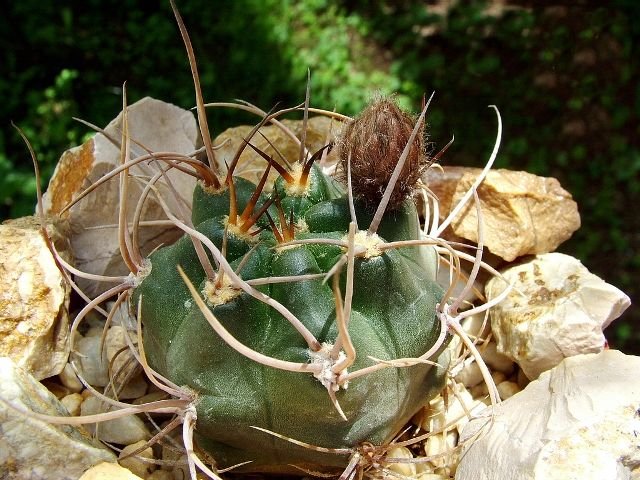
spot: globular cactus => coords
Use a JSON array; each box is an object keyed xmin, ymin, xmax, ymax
[
  {"xmin": 5, "ymin": 4, "xmax": 504, "ymax": 478},
  {"xmin": 132, "ymin": 97, "xmax": 450, "ymax": 473}
]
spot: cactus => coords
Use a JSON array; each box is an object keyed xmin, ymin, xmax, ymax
[
  {"xmin": 131, "ymin": 95, "xmax": 451, "ymax": 473},
  {"xmin": 5, "ymin": 4, "xmax": 507, "ymax": 479}
]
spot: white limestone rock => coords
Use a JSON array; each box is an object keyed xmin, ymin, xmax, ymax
[
  {"xmin": 0, "ymin": 357, "xmax": 115, "ymax": 479},
  {"xmin": 486, "ymin": 252, "xmax": 630, "ymax": 379},
  {"xmin": 456, "ymin": 350, "xmax": 640, "ymax": 480},
  {"xmin": 42, "ymin": 97, "xmax": 200, "ymax": 296},
  {"xmin": 0, "ymin": 220, "xmax": 71, "ymax": 380}
]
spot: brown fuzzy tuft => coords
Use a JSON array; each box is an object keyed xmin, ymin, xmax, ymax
[{"xmin": 338, "ymin": 97, "xmax": 427, "ymax": 209}]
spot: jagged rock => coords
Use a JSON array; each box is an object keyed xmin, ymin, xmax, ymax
[
  {"xmin": 424, "ymin": 167, "xmax": 581, "ymax": 261},
  {"xmin": 457, "ymin": 350, "xmax": 640, "ymax": 480},
  {"xmin": 0, "ymin": 357, "xmax": 116, "ymax": 479},
  {"xmin": 79, "ymin": 462, "xmax": 143, "ymax": 480},
  {"xmin": 486, "ymin": 253, "xmax": 631, "ymax": 379},
  {"xmin": 42, "ymin": 97, "xmax": 200, "ymax": 296},
  {"xmin": 0, "ymin": 219, "xmax": 71, "ymax": 380},
  {"xmin": 212, "ymin": 116, "xmax": 342, "ymax": 186}
]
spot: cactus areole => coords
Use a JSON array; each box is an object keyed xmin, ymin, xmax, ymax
[{"xmin": 132, "ymin": 101, "xmax": 449, "ymax": 473}]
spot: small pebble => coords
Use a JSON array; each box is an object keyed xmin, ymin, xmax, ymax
[
  {"xmin": 461, "ymin": 313, "xmax": 491, "ymax": 340},
  {"xmin": 455, "ymin": 361, "xmax": 483, "ymax": 388},
  {"xmin": 491, "ymin": 371, "xmax": 507, "ymax": 385},
  {"xmin": 119, "ymin": 439, "xmax": 156, "ymax": 478},
  {"xmin": 61, "ymin": 392, "xmax": 83, "ymax": 416},
  {"xmin": 480, "ymin": 341, "xmax": 515, "ymax": 374},
  {"xmin": 497, "ymin": 380, "xmax": 521, "ymax": 400},
  {"xmin": 386, "ymin": 446, "xmax": 416, "ymax": 477},
  {"xmin": 105, "ymin": 326, "xmax": 136, "ymax": 376},
  {"xmin": 78, "ymin": 462, "xmax": 143, "ymax": 479},
  {"xmin": 73, "ymin": 335, "xmax": 110, "ymax": 387},
  {"xmin": 81, "ymin": 396, "xmax": 150, "ymax": 445},
  {"xmin": 424, "ymin": 431, "xmax": 457, "ymax": 468},
  {"xmin": 59, "ymin": 362, "xmax": 84, "ymax": 392}
]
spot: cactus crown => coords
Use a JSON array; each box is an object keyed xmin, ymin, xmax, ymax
[{"xmin": 339, "ymin": 97, "xmax": 429, "ymax": 209}]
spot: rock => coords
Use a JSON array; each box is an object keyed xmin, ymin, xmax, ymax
[
  {"xmin": 212, "ymin": 116, "xmax": 342, "ymax": 186},
  {"xmin": 496, "ymin": 381, "xmax": 520, "ymax": 400},
  {"xmin": 104, "ymin": 326, "xmax": 147, "ymax": 399},
  {"xmin": 424, "ymin": 431, "xmax": 457, "ymax": 469},
  {"xmin": 454, "ymin": 361, "xmax": 483, "ymax": 388},
  {"xmin": 79, "ymin": 462, "xmax": 143, "ymax": 480},
  {"xmin": 460, "ymin": 313, "xmax": 491, "ymax": 341},
  {"xmin": 424, "ymin": 167, "xmax": 581, "ymax": 261},
  {"xmin": 0, "ymin": 220, "xmax": 71, "ymax": 380},
  {"xmin": 0, "ymin": 357, "xmax": 116, "ymax": 479},
  {"xmin": 118, "ymin": 440, "xmax": 156, "ymax": 478},
  {"xmin": 457, "ymin": 350, "xmax": 640, "ymax": 480},
  {"xmin": 43, "ymin": 97, "xmax": 200, "ymax": 296},
  {"xmin": 73, "ymin": 335, "xmax": 109, "ymax": 387},
  {"xmin": 59, "ymin": 362, "xmax": 84, "ymax": 393},
  {"xmin": 61, "ymin": 393, "xmax": 84, "ymax": 416},
  {"xmin": 80, "ymin": 395, "xmax": 150, "ymax": 445},
  {"xmin": 386, "ymin": 446, "xmax": 416, "ymax": 477},
  {"xmin": 420, "ymin": 383, "xmax": 485, "ymax": 436},
  {"xmin": 486, "ymin": 253, "xmax": 631, "ymax": 379},
  {"xmin": 479, "ymin": 341, "xmax": 515, "ymax": 375}
]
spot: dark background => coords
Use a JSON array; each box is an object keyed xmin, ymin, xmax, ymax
[{"xmin": 1, "ymin": 0, "xmax": 637, "ymax": 352}]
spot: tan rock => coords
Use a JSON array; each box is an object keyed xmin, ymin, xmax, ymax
[
  {"xmin": 386, "ymin": 446, "xmax": 416, "ymax": 477},
  {"xmin": 0, "ymin": 357, "xmax": 116, "ymax": 479},
  {"xmin": 212, "ymin": 116, "xmax": 342, "ymax": 186},
  {"xmin": 43, "ymin": 97, "xmax": 200, "ymax": 296},
  {"xmin": 79, "ymin": 462, "xmax": 143, "ymax": 480},
  {"xmin": 118, "ymin": 440, "xmax": 156, "ymax": 478},
  {"xmin": 0, "ymin": 220, "xmax": 71, "ymax": 380},
  {"xmin": 486, "ymin": 253, "xmax": 631, "ymax": 379},
  {"xmin": 61, "ymin": 392, "xmax": 84, "ymax": 416},
  {"xmin": 104, "ymin": 326, "xmax": 147, "ymax": 399},
  {"xmin": 424, "ymin": 167, "xmax": 581, "ymax": 261}
]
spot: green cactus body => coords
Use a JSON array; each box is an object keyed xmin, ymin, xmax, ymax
[{"xmin": 133, "ymin": 162, "xmax": 448, "ymax": 472}]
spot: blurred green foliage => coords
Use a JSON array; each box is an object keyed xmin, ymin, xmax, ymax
[{"xmin": 1, "ymin": 0, "xmax": 637, "ymax": 352}]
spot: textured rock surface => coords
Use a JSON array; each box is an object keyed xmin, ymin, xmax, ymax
[
  {"xmin": 425, "ymin": 167, "xmax": 581, "ymax": 261},
  {"xmin": 80, "ymin": 396, "xmax": 150, "ymax": 445},
  {"xmin": 42, "ymin": 97, "xmax": 200, "ymax": 296},
  {"xmin": 486, "ymin": 252, "xmax": 631, "ymax": 379},
  {"xmin": 213, "ymin": 116, "xmax": 341, "ymax": 185},
  {"xmin": 0, "ymin": 220, "xmax": 70, "ymax": 380},
  {"xmin": 456, "ymin": 350, "xmax": 640, "ymax": 480},
  {"xmin": 78, "ymin": 462, "xmax": 143, "ymax": 480},
  {"xmin": 118, "ymin": 440, "xmax": 156, "ymax": 478},
  {"xmin": 0, "ymin": 357, "xmax": 115, "ymax": 479}
]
